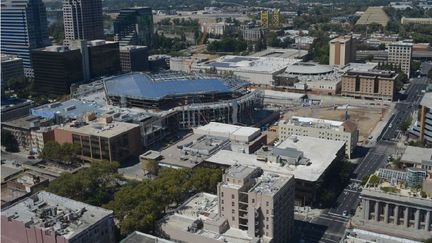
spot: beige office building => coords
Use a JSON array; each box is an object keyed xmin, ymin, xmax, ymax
[
  {"xmin": 341, "ymin": 70, "xmax": 397, "ymax": 101},
  {"xmin": 329, "ymin": 35, "xmax": 355, "ymax": 66},
  {"xmin": 278, "ymin": 116, "xmax": 358, "ymax": 158},
  {"xmin": 388, "ymin": 42, "xmax": 413, "ymax": 78}
]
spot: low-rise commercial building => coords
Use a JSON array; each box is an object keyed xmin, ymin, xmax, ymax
[
  {"xmin": 201, "ymin": 22, "xmax": 235, "ymax": 36},
  {"xmin": 1, "ymin": 97, "xmax": 33, "ymax": 122},
  {"xmin": 192, "ymin": 55, "xmax": 298, "ymax": 86},
  {"xmin": 1, "ymin": 191, "xmax": 115, "ymax": 243},
  {"xmin": 54, "ymin": 117, "xmax": 142, "ymax": 163},
  {"xmin": 278, "ymin": 116, "xmax": 358, "ymax": 158},
  {"xmin": 401, "ymin": 17, "xmax": 432, "ymax": 25},
  {"xmin": 194, "ymin": 122, "xmax": 266, "ymax": 154},
  {"xmin": 341, "ymin": 69, "xmax": 397, "ymax": 101},
  {"xmin": 401, "ymin": 146, "xmax": 432, "ymax": 169},
  {"xmin": 206, "ymin": 135, "xmax": 346, "ymax": 205},
  {"xmin": 1, "ymin": 115, "xmax": 52, "ymax": 151}
]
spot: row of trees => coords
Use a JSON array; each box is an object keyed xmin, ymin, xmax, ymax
[
  {"xmin": 207, "ymin": 37, "xmax": 247, "ymax": 53},
  {"xmin": 40, "ymin": 141, "xmax": 82, "ymax": 165}
]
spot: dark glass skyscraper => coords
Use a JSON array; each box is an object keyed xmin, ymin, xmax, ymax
[
  {"xmin": 63, "ymin": 0, "xmax": 104, "ymax": 45},
  {"xmin": 1, "ymin": 0, "xmax": 50, "ymax": 77},
  {"xmin": 114, "ymin": 7, "xmax": 154, "ymax": 47}
]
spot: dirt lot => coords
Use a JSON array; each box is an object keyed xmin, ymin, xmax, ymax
[{"xmin": 282, "ymin": 105, "xmax": 388, "ymax": 142}]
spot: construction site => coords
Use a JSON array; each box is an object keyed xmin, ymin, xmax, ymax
[{"xmin": 281, "ymin": 104, "xmax": 388, "ymax": 143}]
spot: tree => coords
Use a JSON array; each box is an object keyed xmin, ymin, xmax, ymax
[
  {"xmin": 47, "ymin": 160, "xmax": 120, "ymax": 206},
  {"xmin": 428, "ymin": 69, "xmax": 432, "ymax": 80},
  {"xmin": 400, "ymin": 118, "xmax": 412, "ymax": 133},
  {"xmin": 104, "ymin": 167, "xmax": 223, "ymax": 236},
  {"xmin": 40, "ymin": 141, "xmax": 81, "ymax": 165},
  {"xmin": 1, "ymin": 130, "xmax": 19, "ymax": 152}
]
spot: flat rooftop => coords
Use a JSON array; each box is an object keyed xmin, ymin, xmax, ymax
[
  {"xmin": 57, "ymin": 121, "xmax": 139, "ymax": 138},
  {"xmin": 120, "ymin": 231, "xmax": 174, "ymax": 243},
  {"xmin": 401, "ymin": 146, "xmax": 432, "ymax": 164},
  {"xmin": 104, "ymin": 72, "xmax": 246, "ymax": 101},
  {"xmin": 207, "ymin": 135, "xmax": 345, "ymax": 182},
  {"xmin": 284, "ymin": 62, "xmax": 334, "ymax": 75},
  {"xmin": 1, "ymin": 191, "xmax": 113, "ymax": 239},
  {"xmin": 281, "ymin": 116, "xmax": 345, "ymax": 129},
  {"xmin": 195, "ymin": 55, "xmax": 297, "ymax": 73},
  {"xmin": 251, "ymin": 172, "xmax": 293, "ymax": 196},
  {"xmin": 250, "ymin": 48, "xmax": 308, "ymax": 59},
  {"xmin": 420, "ymin": 92, "xmax": 432, "ymax": 108},
  {"xmin": 31, "ymin": 99, "xmax": 105, "ymax": 120},
  {"xmin": 2, "ymin": 115, "xmax": 42, "ymax": 129},
  {"xmin": 194, "ymin": 122, "xmax": 260, "ymax": 142},
  {"xmin": 159, "ymin": 193, "xmax": 253, "ymax": 243},
  {"xmin": 225, "ymin": 164, "xmax": 258, "ymax": 179},
  {"xmin": 159, "ymin": 133, "xmax": 228, "ymax": 169}
]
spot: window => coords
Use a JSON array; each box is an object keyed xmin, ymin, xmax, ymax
[
  {"xmin": 232, "ymin": 209, "xmax": 235, "ymax": 213},
  {"xmin": 252, "ymin": 199, "xmax": 255, "ymax": 203},
  {"xmin": 221, "ymin": 192, "xmax": 224, "ymax": 197},
  {"xmin": 266, "ymin": 201, "xmax": 269, "ymax": 207},
  {"xmin": 232, "ymin": 194, "xmax": 235, "ymax": 199},
  {"xmin": 232, "ymin": 217, "xmax": 235, "ymax": 221},
  {"xmin": 232, "ymin": 202, "xmax": 235, "ymax": 206},
  {"xmin": 222, "ymin": 207, "xmax": 224, "ymax": 211}
]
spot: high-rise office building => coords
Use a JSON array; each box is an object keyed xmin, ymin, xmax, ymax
[
  {"xmin": 63, "ymin": 0, "xmax": 104, "ymax": 45},
  {"xmin": 119, "ymin": 45, "xmax": 149, "ymax": 72},
  {"xmin": 329, "ymin": 35, "xmax": 355, "ymax": 66},
  {"xmin": 32, "ymin": 46, "xmax": 83, "ymax": 95},
  {"xmin": 114, "ymin": 7, "xmax": 154, "ymax": 47},
  {"xmin": 1, "ymin": 0, "xmax": 50, "ymax": 77},
  {"xmin": 87, "ymin": 40, "xmax": 121, "ymax": 78},
  {"xmin": 388, "ymin": 42, "xmax": 413, "ymax": 78}
]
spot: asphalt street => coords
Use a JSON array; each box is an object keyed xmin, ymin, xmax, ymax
[{"xmin": 297, "ymin": 77, "xmax": 429, "ymax": 243}]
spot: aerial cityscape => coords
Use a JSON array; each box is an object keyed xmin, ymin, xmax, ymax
[{"xmin": 1, "ymin": 0, "xmax": 432, "ymax": 242}]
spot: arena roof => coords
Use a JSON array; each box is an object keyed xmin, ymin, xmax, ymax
[
  {"xmin": 284, "ymin": 62, "xmax": 334, "ymax": 75},
  {"xmin": 104, "ymin": 73, "xmax": 245, "ymax": 101}
]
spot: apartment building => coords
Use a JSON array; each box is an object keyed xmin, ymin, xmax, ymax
[
  {"xmin": 278, "ymin": 116, "xmax": 358, "ymax": 158},
  {"xmin": 1, "ymin": 191, "xmax": 115, "ymax": 243},
  {"xmin": 329, "ymin": 35, "xmax": 355, "ymax": 66},
  {"xmin": 410, "ymin": 92, "xmax": 432, "ymax": 144},
  {"xmin": 217, "ymin": 165, "xmax": 295, "ymax": 242},
  {"xmin": 158, "ymin": 165, "xmax": 295, "ymax": 243},
  {"xmin": 341, "ymin": 69, "xmax": 397, "ymax": 101},
  {"xmin": 54, "ymin": 116, "xmax": 142, "ymax": 163},
  {"xmin": 388, "ymin": 42, "xmax": 413, "ymax": 78}
]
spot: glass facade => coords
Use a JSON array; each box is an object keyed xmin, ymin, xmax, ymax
[
  {"xmin": 1, "ymin": 0, "xmax": 50, "ymax": 76},
  {"xmin": 114, "ymin": 7, "xmax": 154, "ymax": 47}
]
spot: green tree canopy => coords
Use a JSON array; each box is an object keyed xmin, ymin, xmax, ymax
[
  {"xmin": 1, "ymin": 130, "xmax": 20, "ymax": 152},
  {"xmin": 47, "ymin": 160, "xmax": 120, "ymax": 206},
  {"xmin": 104, "ymin": 167, "xmax": 222, "ymax": 236},
  {"xmin": 40, "ymin": 141, "xmax": 81, "ymax": 165}
]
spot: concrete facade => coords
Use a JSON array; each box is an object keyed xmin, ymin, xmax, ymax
[
  {"xmin": 410, "ymin": 92, "xmax": 432, "ymax": 144},
  {"xmin": 388, "ymin": 42, "xmax": 413, "ymax": 78},
  {"xmin": 353, "ymin": 188, "xmax": 432, "ymax": 241},
  {"xmin": 54, "ymin": 119, "xmax": 142, "ymax": 163},
  {"xmin": 278, "ymin": 116, "xmax": 358, "ymax": 158},
  {"xmin": 341, "ymin": 70, "xmax": 397, "ymax": 101},
  {"xmin": 329, "ymin": 35, "xmax": 355, "ymax": 66}
]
